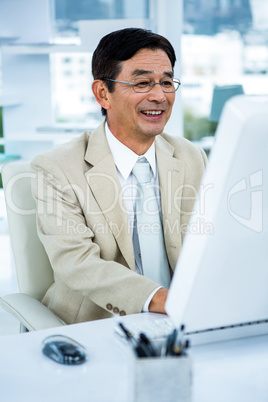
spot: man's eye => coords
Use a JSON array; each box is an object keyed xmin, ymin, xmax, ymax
[
  {"xmin": 161, "ymin": 80, "xmax": 173, "ymax": 87},
  {"xmin": 134, "ymin": 80, "xmax": 150, "ymax": 88}
]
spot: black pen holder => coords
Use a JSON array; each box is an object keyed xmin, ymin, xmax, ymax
[{"xmin": 131, "ymin": 354, "xmax": 192, "ymax": 402}]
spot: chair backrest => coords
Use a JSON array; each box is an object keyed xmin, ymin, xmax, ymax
[{"xmin": 2, "ymin": 161, "xmax": 54, "ymax": 301}]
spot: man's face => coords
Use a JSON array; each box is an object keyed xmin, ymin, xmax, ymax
[{"xmin": 105, "ymin": 48, "xmax": 176, "ymax": 151}]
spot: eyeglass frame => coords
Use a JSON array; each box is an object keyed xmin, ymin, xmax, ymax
[{"xmin": 102, "ymin": 77, "xmax": 181, "ymax": 93}]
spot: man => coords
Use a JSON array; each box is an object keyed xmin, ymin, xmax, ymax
[{"xmin": 31, "ymin": 28, "xmax": 206, "ymax": 325}]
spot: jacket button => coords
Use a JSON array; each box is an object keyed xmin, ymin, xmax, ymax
[
  {"xmin": 119, "ymin": 310, "xmax": 126, "ymax": 316},
  {"xmin": 113, "ymin": 307, "xmax": 119, "ymax": 314},
  {"xmin": 106, "ymin": 303, "xmax": 113, "ymax": 311}
]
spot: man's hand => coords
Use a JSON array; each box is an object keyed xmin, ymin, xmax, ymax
[{"xmin": 148, "ymin": 288, "xmax": 169, "ymax": 314}]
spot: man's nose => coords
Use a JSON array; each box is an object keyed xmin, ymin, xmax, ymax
[{"xmin": 147, "ymin": 83, "xmax": 166, "ymax": 102}]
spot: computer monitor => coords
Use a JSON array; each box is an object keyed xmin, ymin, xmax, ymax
[{"xmin": 165, "ymin": 95, "xmax": 268, "ymax": 334}]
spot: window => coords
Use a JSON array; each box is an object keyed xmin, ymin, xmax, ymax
[
  {"xmin": 52, "ymin": 0, "xmax": 149, "ymax": 40},
  {"xmin": 182, "ymin": 0, "xmax": 268, "ymax": 142},
  {"xmin": 50, "ymin": 0, "xmax": 149, "ymax": 127}
]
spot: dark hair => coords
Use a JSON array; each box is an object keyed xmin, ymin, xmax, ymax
[{"xmin": 92, "ymin": 28, "xmax": 176, "ymax": 116}]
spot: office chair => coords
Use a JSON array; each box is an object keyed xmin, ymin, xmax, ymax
[
  {"xmin": 209, "ymin": 84, "xmax": 244, "ymax": 122},
  {"xmin": 0, "ymin": 161, "xmax": 65, "ymax": 331}
]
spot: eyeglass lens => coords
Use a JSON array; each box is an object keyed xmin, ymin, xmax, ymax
[{"xmin": 133, "ymin": 78, "xmax": 180, "ymax": 93}]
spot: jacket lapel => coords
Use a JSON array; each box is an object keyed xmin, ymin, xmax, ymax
[
  {"xmin": 155, "ymin": 135, "xmax": 185, "ymax": 271},
  {"xmin": 84, "ymin": 122, "xmax": 135, "ymax": 271},
  {"xmin": 83, "ymin": 123, "xmax": 185, "ymax": 273}
]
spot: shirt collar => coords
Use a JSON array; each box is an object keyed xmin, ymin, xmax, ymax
[{"xmin": 105, "ymin": 122, "xmax": 157, "ymax": 180}]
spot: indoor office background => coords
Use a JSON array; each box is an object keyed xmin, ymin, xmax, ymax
[{"xmin": 0, "ymin": 0, "xmax": 267, "ymax": 335}]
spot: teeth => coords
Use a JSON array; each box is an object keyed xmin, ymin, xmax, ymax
[{"xmin": 143, "ymin": 110, "xmax": 162, "ymax": 115}]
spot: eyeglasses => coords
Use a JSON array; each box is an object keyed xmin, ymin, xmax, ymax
[{"xmin": 103, "ymin": 77, "xmax": 181, "ymax": 93}]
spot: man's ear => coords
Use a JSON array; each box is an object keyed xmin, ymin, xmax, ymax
[{"xmin": 92, "ymin": 80, "xmax": 111, "ymax": 111}]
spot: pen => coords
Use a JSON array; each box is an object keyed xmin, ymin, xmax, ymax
[
  {"xmin": 118, "ymin": 323, "xmax": 133, "ymax": 339},
  {"xmin": 172, "ymin": 325, "xmax": 190, "ymax": 356},
  {"xmin": 139, "ymin": 333, "xmax": 157, "ymax": 357},
  {"xmin": 184, "ymin": 339, "xmax": 190, "ymax": 350},
  {"xmin": 118, "ymin": 323, "xmax": 137, "ymax": 348},
  {"xmin": 118, "ymin": 323, "xmax": 150, "ymax": 358},
  {"xmin": 165, "ymin": 328, "xmax": 178, "ymax": 356}
]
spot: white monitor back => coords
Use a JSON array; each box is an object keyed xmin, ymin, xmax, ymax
[{"xmin": 165, "ymin": 95, "xmax": 268, "ymax": 333}]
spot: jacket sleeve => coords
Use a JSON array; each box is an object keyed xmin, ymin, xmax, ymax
[{"xmin": 31, "ymin": 155, "xmax": 160, "ymax": 318}]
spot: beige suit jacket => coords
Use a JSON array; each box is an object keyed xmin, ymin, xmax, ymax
[{"xmin": 31, "ymin": 121, "xmax": 206, "ymax": 324}]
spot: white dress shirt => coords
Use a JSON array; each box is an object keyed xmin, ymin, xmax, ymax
[{"xmin": 105, "ymin": 123, "xmax": 161, "ymax": 311}]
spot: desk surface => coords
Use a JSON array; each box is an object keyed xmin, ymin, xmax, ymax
[{"xmin": 0, "ymin": 313, "xmax": 268, "ymax": 402}]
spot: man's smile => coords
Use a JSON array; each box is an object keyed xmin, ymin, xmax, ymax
[{"xmin": 141, "ymin": 110, "xmax": 164, "ymax": 116}]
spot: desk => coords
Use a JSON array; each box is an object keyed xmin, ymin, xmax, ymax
[{"xmin": 0, "ymin": 313, "xmax": 268, "ymax": 402}]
